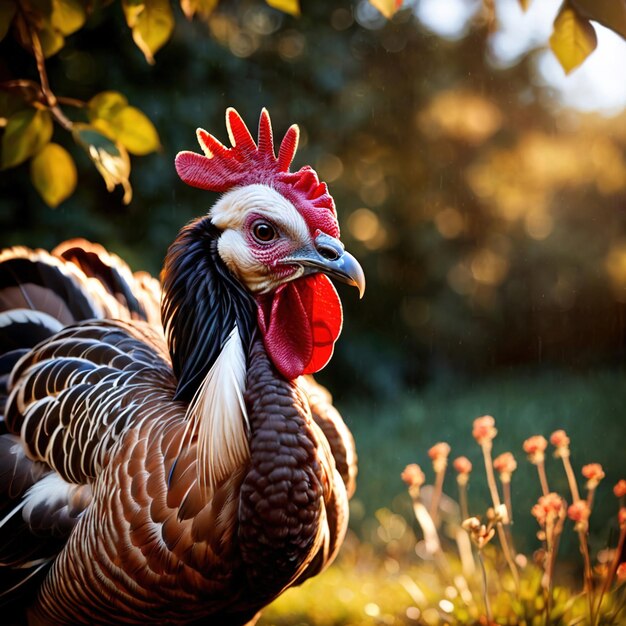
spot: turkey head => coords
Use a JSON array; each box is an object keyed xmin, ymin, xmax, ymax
[{"xmin": 174, "ymin": 108, "xmax": 365, "ymax": 383}]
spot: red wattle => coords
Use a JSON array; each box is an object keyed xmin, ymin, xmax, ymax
[{"xmin": 256, "ymin": 274, "xmax": 343, "ymax": 380}]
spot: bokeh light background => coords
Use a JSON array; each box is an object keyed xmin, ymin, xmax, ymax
[{"xmin": 1, "ymin": 0, "xmax": 626, "ymax": 592}]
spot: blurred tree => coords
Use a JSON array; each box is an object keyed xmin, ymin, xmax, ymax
[{"xmin": 2, "ymin": 0, "xmax": 626, "ymax": 399}]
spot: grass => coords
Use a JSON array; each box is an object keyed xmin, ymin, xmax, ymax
[
  {"xmin": 259, "ymin": 545, "xmax": 626, "ymax": 625},
  {"xmin": 260, "ymin": 366, "xmax": 626, "ymax": 625}
]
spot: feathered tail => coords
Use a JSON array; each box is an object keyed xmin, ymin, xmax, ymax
[
  {"xmin": 0, "ymin": 239, "xmax": 162, "ymax": 614},
  {"xmin": 0, "ymin": 239, "xmax": 161, "ymax": 417}
]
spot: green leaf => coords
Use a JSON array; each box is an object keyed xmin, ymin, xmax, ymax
[
  {"xmin": 368, "ymin": 0, "xmax": 402, "ymax": 19},
  {"xmin": 73, "ymin": 123, "xmax": 133, "ymax": 204},
  {"xmin": 1, "ymin": 108, "xmax": 53, "ymax": 169},
  {"xmin": 0, "ymin": 1, "xmax": 17, "ymax": 42},
  {"xmin": 50, "ymin": 0, "xmax": 86, "ymax": 36},
  {"xmin": 550, "ymin": 6, "xmax": 598, "ymax": 74},
  {"xmin": 0, "ymin": 92, "xmax": 28, "ymax": 125},
  {"xmin": 179, "ymin": 0, "xmax": 218, "ymax": 20},
  {"xmin": 265, "ymin": 0, "xmax": 300, "ymax": 17},
  {"xmin": 122, "ymin": 0, "xmax": 174, "ymax": 64},
  {"xmin": 571, "ymin": 0, "xmax": 626, "ymax": 40},
  {"xmin": 87, "ymin": 91, "xmax": 128, "ymax": 122},
  {"xmin": 30, "ymin": 142, "xmax": 77, "ymax": 207}
]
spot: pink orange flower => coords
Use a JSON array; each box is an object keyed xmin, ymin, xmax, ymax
[
  {"xmin": 568, "ymin": 500, "xmax": 591, "ymax": 531},
  {"xmin": 428, "ymin": 442, "xmax": 451, "ymax": 461},
  {"xmin": 619, "ymin": 507, "xmax": 626, "ymax": 527},
  {"xmin": 614, "ymin": 479, "xmax": 626, "ymax": 498},
  {"xmin": 582, "ymin": 463, "xmax": 605, "ymax": 489},
  {"xmin": 453, "ymin": 456, "xmax": 472, "ymax": 474},
  {"xmin": 401, "ymin": 464, "xmax": 425, "ymax": 490},
  {"xmin": 453, "ymin": 456, "xmax": 472, "ymax": 486},
  {"xmin": 523, "ymin": 435, "xmax": 548, "ymax": 464},
  {"xmin": 550, "ymin": 429, "xmax": 570, "ymax": 448},
  {"xmin": 549, "ymin": 429, "xmax": 570, "ymax": 458},
  {"xmin": 428, "ymin": 442, "xmax": 450, "ymax": 473},
  {"xmin": 531, "ymin": 493, "xmax": 565, "ymax": 527},
  {"xmin": 617, "ymin": 562, "xmax": 626, "ymax": 582},
  {"xmin": 472, "ymin": 415, "xmax": 497, "ymax": 445},
  {"xmin": 493, "ymin": 452, "xmax": 517, "ymax": 483}
]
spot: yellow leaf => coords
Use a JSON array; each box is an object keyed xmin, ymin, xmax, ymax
[
  {"xmin": 180, "ymin": 0, "xmax": 218, "ymax": 20},
  {"xmin": 88, "ymin": 91, "xmax": 128, "ymax": 122},
  {"xmin": 90, "ymin": 117, "xmax": 116, "ymax": 139},
  {"xmin": 73, "ymin": 123, "xmax": 133, "ymax": 204},
  {"xmin": 549, "ymin": 6, "xmax": 597, "ymax": 74},
  {"xmin": 122, "ymin": 0, "xmax": 174, "ymax": 64},
  {"xmin": 1, "ymin": 108, "xmax": 53, "ymax": 169},
  {"xmin": 109, "ymin": 106, "xmax": 160, "ymax": 155},
  {"xmin": 265, "ymin": 0, "xmax": 300, "ymax": 17},
  {"xmin": 368, "ymin": 0, "xmax": 402, "ymax": 20},
  {"xmin": 50, "ymin": 0, "xmax": 86, "ymax": 36},
  {"xmin": 38, "ymin": 24, "xmax": 66, "ymax": 58},
  {"xmin": 88, "ymin": 92, "xmax": 160, "ymax": 155},
  {"xmin": 0, "ymin": 1, "xmax": 16, "ymax": 42},
  {"xmin": 30, "ymin": 142, "xmax": 77, "ymax": 207}
]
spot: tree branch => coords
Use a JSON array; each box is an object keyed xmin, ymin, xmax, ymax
[{"xmin": 26, "ymin": 19, "xmax": 74, "ymax": 132}]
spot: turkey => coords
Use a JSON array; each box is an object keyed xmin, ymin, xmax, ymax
[{"xmin": 0, "ymin": 108, "xmax": 364, "ymax": 625}]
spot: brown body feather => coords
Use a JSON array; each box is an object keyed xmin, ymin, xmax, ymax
[{"xmin": 0, "ymin": 238, "xmax": 356, "ymax": 625}]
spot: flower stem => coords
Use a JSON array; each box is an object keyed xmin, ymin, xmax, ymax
[
  {"xmin": 481, "ymin": 443, "xmax": 519, "ymax": 587},
  {"xmin": 478, "ymin": 550, "xmax": 492, "ymax": 624},
  {"xmin": 429, "ymin": 469, "xmax": 445, "ymax": 525},
  {"xmin": 537, "ymin": 461, "xmax": 550, "ymax": 497},
  {"xmin": 594, "ymin": 525, "xmax": 625, "ymax": 621},
  {"xmin": 503, "ymin": 481, "xmax": 513, "ymax": 524},
  {"xmin": 496, "ymin": 522, "xmax": 520, "ymax": 589},
  {"xmin": 578, "ymin": 530, "xmax": 594, "ymax": 621},
  {"xmin": 458, "ymin": 482, "xmax": 469, "ymax": 522},
  {"xmin": 587, "ymin": 486, "xmax": 596, "ymax": 511},
  {"xmin": 544, "ymin": 510, "xmax": 565, "ymax": 624},
  {"xmin": 562, "ymin": 455, "xmax": 581, "ymax": 502},
  {"xmin": 481, "ymin": 442, "xmax": 501, "ymax": 508},
  {"xmin": 411, "ymin": 497, "xmax": 442, "ymax": 557},
  {"xmin": 606, "ymin": 525, "xmax": 626, "ymax": 593},
  {"xmin": 502, "ymin": 481, "xmax": 518, "ymax": 558}
]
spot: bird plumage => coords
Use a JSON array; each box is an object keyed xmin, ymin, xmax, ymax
[{"xmin": 0, "ymin": 108, "xmax": 362, "ymax": 625}]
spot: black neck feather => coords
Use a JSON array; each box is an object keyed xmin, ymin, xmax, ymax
[{"xmin": 161, "ymin": 216, "xmax": 256, "ymax": 402}]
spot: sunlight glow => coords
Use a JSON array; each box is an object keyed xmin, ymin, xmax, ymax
[
  {"xmin": 416, "ymin": 0, "xmax": 626, "ymax": 114},
  {"xmin": 415, "ymin": 0, "xmax": 481, "ymax": 40}
]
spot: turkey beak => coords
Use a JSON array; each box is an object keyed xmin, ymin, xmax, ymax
[{"xmin": 280, "ymin": 233, "xmax": 366, "ymax": 298}]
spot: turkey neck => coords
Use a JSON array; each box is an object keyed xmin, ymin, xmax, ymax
[
  {"xmin": 162, "ymin": 218, "xmax": 329, "ymax": 596},
  {"xmin": 239, "ymin": 339, "xmax": 330, "ymax": 599},
  {"xmin": 160, "ymin": 216, "xmax": 256, "ymax": 402}
]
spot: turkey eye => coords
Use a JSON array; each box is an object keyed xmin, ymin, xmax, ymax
[{"xmin": 252, "ymin": 221, "xmax": 276, "ymax": 243}]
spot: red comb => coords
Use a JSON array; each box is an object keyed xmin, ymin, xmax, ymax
[{"xmin": 175, "ymin": 108, "xmax": 339, "ymax": 237}]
